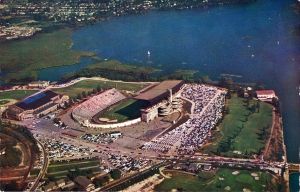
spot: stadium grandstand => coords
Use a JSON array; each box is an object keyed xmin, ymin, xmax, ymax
[
  {"xmin": 135, "ymin": 80, "xmax": 184, "ymax": 122},
  {"xmin": 72, "ymin": 88, "xmax": 126, "ymax": 125},
  {"xmin": 6, "ymin": 90, "xmax": 69, "ymax": 121}
]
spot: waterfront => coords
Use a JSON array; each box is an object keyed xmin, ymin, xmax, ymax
[
  {"xmin": 69, "ymin": 0, "xmax": 300, "ymax": 162},
  {"xmin": 3, "ymin": 0, "xmax": 299, "ymax": 189}
]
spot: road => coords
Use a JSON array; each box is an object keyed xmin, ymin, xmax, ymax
[
  {"xmin": 100, "ymin": 162, "xmax": 167, "ymax": 191},
  {"xmin": 29, "ymin": 140, "xmax": 48, "ymax": 191}
]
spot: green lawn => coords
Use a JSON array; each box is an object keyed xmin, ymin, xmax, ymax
[
  {"xmin": 53, "ymin": 79, "xmax": 148, "ymax": 98},
  {"xmin": 0, "ymin": 90, "xmax": 37, "ymax": 100},
  {"xmin": 47, "ymin": 159, "xmax": 100, "ymax": 173},
  {"xmin": 202, "ymin": 94, "xmax": 273, "ymax": 157},
  {"xmin": 0, "ymin": 28, "xmax": 94, "ymax": 83},
  {"xmin": 155, "ymin": 169, "xmax": 278, "ymax": 192},
  {"xmin": 46, "ymin": 159, "xmax": 101, "ymax": 179},
  {"xmin": 0, "ymin": 100, "xmax": 10, "ymax": 105},
  {"xmin": 100, "ymin": 99, "xmax": 147, "ymax": 122}
]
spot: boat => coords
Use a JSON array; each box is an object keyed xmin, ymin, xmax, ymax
[{"xmin": 147, "ymin": 50, "xmax": 151, "ymax": 56}]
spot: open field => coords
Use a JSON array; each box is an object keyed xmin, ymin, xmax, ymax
[
  {"xmin": 0, "ymin": 29, "xmax": 94, "ymax": 83},
  {"xmin": 0, "ymin": 90, "xmax": 37, "ymax": 100},
  {"xmin": 53, "ymin": 79, "xmax": 148, "ymax": 98},
  {"xmin": 0, "ymin": 100, "xmax": 10, "ymax": 105},
  {"xmin": 155, "ymin": 169, "xmax": 279, "ymax": 192},
  {"xmin": 100, "ymin": 99, "xmax": 147, "ymax": 122},
  {"xmin": 47, "ymin": 159, "xmax": 100, "ymax": 173},
  {"xmin": 201, "ymin": 94, "xmax": 273, "ymax": 157},
  {"xmin": 46, "ymin": 159, "xmax": 101, "ymax": 179}
]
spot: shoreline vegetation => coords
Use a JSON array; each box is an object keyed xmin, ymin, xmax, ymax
[
  {"xmin": 0, "ymin": 28, "xmax": 95, "ymax": 84},
  {"xmin": 0, "ymin": 26, "xmax": 210, "ymax": 85},
  {"xmin": 0, "ymin": 27, "xmax": 205, "ymax": 85},
  {"xmin": 0, "ymin": 0, "xmax": 259, "ymax": 86}
]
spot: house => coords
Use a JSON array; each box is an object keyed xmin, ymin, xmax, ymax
[
  {"xmin": 74, "ymin": 176, "xmax": 95, "ymax": 192},
  {"xmin": 0, "ymin": 147, "xmax": 5, "ymax": 155},
  {"xmin": 56, "ymin": 179, "xmax": 66, "ymax": 188},
  {"xmin": 62, "ymin": 180, "xmax": 75, "ymax": 190},
  {"xmin": 256, "ymin": 90, "xmax": 276, "ymax": 102},
  {"xmin": 43, "ymin": 182, "xmax": 57, "ymax": 192}
]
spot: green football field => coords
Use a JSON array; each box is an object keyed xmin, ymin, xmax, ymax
[{"xmin": 100, "ymin": 99, "xmax": 147, "ymax": 122}]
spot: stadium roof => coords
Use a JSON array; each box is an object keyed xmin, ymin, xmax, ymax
[
  {"xmin": 135, "ymin": 80, "xmax": 183, "ymax": 102},
  {"xmin": 256, "ymin": 90, "xmax": 275, "ymax": 95},
  {"xmin": 16, "ymin": 90, "xmax": 59, "ymax": 110}
]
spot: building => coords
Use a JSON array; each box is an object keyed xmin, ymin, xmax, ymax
[
  {"xmin": 43, "ymin": 182, "xmax": 57, "ymax": 192},
  {"xmin": 28, "ymin": 81, "xmax": 50, "ymax": 88},
  {"xmin": 110, "ymin": 132, "xmax": 122, "ymax": 138},
  {"xmin": 256, "ymin": 90, "xmax": 276, "ymax": 102},
  {"xmin": 135, "ymin": 80, "xmax": 184, "ymax": 122},
  {"xmin": 55, "ymin": 179, "xmax": 66, "ymax": 188},
  {"xmin": 74, "ymin": 176, "xmax": 95, "ymax": 192},
  {"xmin": 6, "ymin": 90, "xmax": 69, "ymax": 121}
]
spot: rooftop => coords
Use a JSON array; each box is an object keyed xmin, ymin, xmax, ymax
[
  {"xmin": 16, "ymin": 90, "xmax": 59, "ymax": 110},
  {"xmin": 135, "ymin": 80, "xmax": 183, "ymax": 101},
  {"xmin": 256, "ymin": 90, "xmax": 276, "ymax": 95}
]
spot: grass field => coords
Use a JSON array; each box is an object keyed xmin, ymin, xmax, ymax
[
  {"xmin": 0, "ymin": 28, "xmax": 94, "ymax": 83},
  {"xmin": 46, "ymin": 159, "xmax": 100, "ymax": 179},
  {"xmin": 53, "ymin": 79, "xmax": 148, "ymax": 98},
  {"xmin": 202, "ymin": 94, "xmax": 273, "ymax": 157},
  {"xmin": 100, "ymin": 99, "xmax": 147, "ymax": 122},
  {"xmin": 155, "ymin": 169, "xmax": 278, "ymax": 192},
  {"xmin": 0, "ymin": 100, "xmax": 10, "ymax": 105},
  {"xmin": 0, "ymin": 90, "xmax": 37, "ymax": 100}
]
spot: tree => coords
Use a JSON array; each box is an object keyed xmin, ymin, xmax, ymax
[
  {"xmin": 77, "ymin": 93, "xmax": 82, "ymax": 100},
  {"xmin": 272, "ymin": 97, "xmax": 280, "ymax": 113},
  {"xmin": 82, "ymin": 91, "xmax": 87, "ymax": 98},
  {"xmin": 226, "ymin": 91, "xmax": 232, "ymax": 99},
  {"xmin": 110, "ymin": 169, "xmax": 121, "ymax": 180},
  {"xmin": 219, "ymin": 77, "xmax": 234, "ymax": 90},
  {"xmin": 96, "ymin": 85, "xmax": 101, "ymax": 92},
  {"xmin": 256, "ymin": 101, "xmax": 260, "ymax": 113},
  {"xmin": 237, "ymin": 87, "xmax": 244, "ymax": 97}
]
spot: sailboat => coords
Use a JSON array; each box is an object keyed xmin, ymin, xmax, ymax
[{"xmin": 147, "ymin": 50, "xmax": 151, "ymax": 56}]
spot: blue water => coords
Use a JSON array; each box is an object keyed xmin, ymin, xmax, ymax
[
  {"xmin": 38, "ymin": 57, "xmax": 95, "ymax": 81},
  {"xmin": 71, "ymin": 0, "xmax": 300, "ymax": 162},
  {"xmin": 290, "ymin": 173, "xmax": 300, "ymax": 192}
]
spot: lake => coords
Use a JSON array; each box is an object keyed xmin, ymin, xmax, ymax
[
  {"xmin": 71, "ymin": 0, "xmax": 300, "ymax": 162},
  {"xmin": 39, "ymin": 0, "xmax": 299, "ymax": 189}
]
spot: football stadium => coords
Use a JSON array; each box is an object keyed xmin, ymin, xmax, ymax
[{"xmin": 71, "ymin": 80, "xmax": 184, "ymax": 127}]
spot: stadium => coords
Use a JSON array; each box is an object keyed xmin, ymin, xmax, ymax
[
  {"xmin": 71, "ymin": 80, "xmax": 184, "ymax": 127},
  {"xmin": 6, "ymin": 90, "xmax": 69, "ymax": 121}
]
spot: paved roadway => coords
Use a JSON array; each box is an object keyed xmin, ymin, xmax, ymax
[
  {"xmin": 100, "ymin": 162, "xmax": 167, "ymax": 191},
  {"xmin": 29, "ymin": 139, "xmax": 48, "ymax": 191},
  {"xmin": 21, "ymin": 112, "xmax": 295, "ymax": 190}
]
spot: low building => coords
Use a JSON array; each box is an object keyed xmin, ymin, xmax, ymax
[
  {"xmin": 256, "ymin": 90, "xmax": 276, "ymax": 102},
  {"xmin": 28, "ymin": 81, "xmax": 50, "ymax": 88},
  {"xmin": 6, "ymin": 90, "xmax": 69, "ymax": 121},
  {"xmin": 0, "ymin": 147, "xmax": 6, "ymax": 155},
  {"xmin": 43, "ymin": 182, "xmax": 57, "ymax": 192},
  {"xmin": 56, "ymin": 179, "xmax": 66, "ymax": 188},
  {"xmin": 74, "ymin": 176, "xmax": 95, "ymax": 192},
  {"xmin": 110, "ymin": 132, "xmax": 122, "ymax": 138}
]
